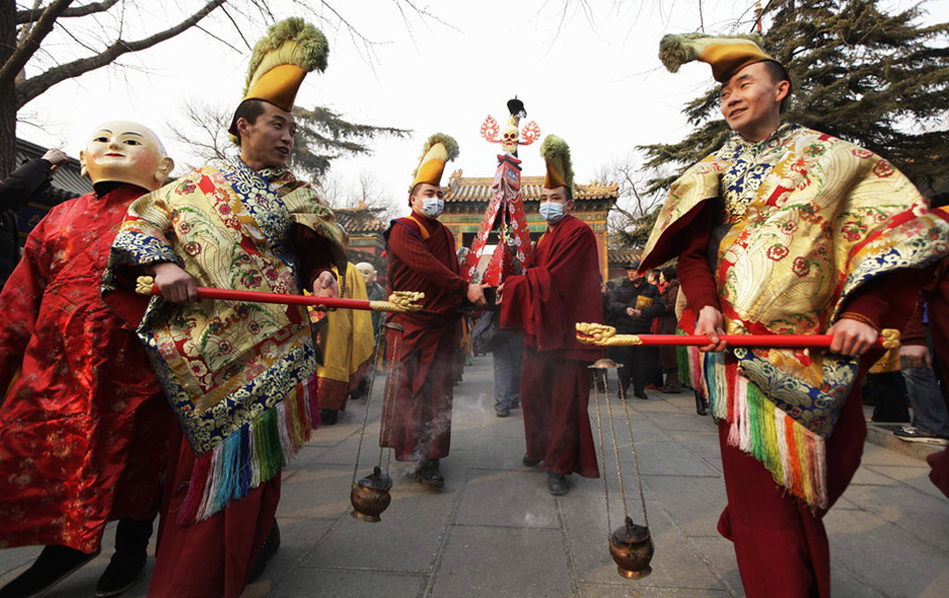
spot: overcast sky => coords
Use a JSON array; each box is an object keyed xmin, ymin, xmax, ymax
[{"xmin": 17, "ymin": 0, "xmax": 948, "ymax": 213}]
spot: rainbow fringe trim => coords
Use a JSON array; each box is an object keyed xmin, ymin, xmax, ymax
[
  {"xmin": 177, "ymin": 381, "xmax": 313, "ymax": 525},
  {"xmin": 681, "ymin": 346, "xmax": 828, "ymax": 510}
]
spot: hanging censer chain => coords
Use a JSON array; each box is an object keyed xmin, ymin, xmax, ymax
[
  {"xmin": 607, "ymin": 370, "xmax": 632, "ymax": 526},
  {"xmin": 618, "ymin": 373, "xmax": 649, "ymax": 529},
  {"xmin": 592, "ymin": 359, "xmax": 655, "ymax": 581},
  {"xmin": 351, "ymin": 317, "xmax": 388, "ymax": 487},
  {"xmin": 592, "ymin": 365, "xmax": 613, "ymax": 531}
]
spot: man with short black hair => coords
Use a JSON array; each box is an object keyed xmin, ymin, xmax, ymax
[
  {"xmin": 645, "ymin": 34, "xmax": 948, "ymax": 596},
  {"xmin": 105, "ymin": 19, "xmax": 346, "ymax": 597}
]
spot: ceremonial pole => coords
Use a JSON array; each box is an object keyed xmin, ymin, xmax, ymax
[
  {"xmin": 576, "ymin": 323, "xmax": 900, "ymax": 349},
  {"xmin": 135, "ymin": 276, "xmax": 424, "ymax": 313}
]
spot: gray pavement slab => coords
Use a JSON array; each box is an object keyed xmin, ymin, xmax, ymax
[
  {"xmin": 260, "ymin": 570, "xmax": 427, "ymax": 598},
  {"xmin": 2, "ymin": 356, "xmax": 947, "ymax": 598},
  {"xmin": 454, "ymin": 468, "xmax": 558, "ymax": 528},
  {"xmin": 429, "ymin": 526, "xmax": 574, "ymax": 598},
  {"xmin": 825, "ymin": 507, "xmax": 949, "ymax": 597}
]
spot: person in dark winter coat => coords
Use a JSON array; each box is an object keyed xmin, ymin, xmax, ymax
[
  {"xmin": 0, "ymin": 149, "xmax": 69, "ymax": 288},
  {"xmin": 606, "ymin": 262, "xmax": 662, "ymax": 398}
]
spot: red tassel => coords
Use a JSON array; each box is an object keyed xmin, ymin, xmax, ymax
[{"xmin": 177, "ymin": 450, "xmax": 213, "ymax": 526}]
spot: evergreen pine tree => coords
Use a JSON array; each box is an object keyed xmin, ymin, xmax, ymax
[{"xmin": 289, "ymin": 106, "xmax": 409, "ymax": 181}]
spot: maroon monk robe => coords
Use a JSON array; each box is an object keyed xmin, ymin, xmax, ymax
[
  {"xmin": 380, "ymin": 214, "xmax": 466, "ymax": 461},
  {"xmin": 136, "ymin": 222, "xmax": 335, "ymax": 598},
  {"xmin": 667, "ymin": 201, "xmax": 926, "ymax": 598},
  {"xmin": 906, "ymin": 206, "xmax": 949, "ymax": 498},
  {"xmin": 500, "ymin": 214, "xmax": 601, "ymax": 478},
  {"xmin": 0, "ymin": 184, "xmax": 172, "ymax": 554},
  {"xmin": 147, "ymin": 421, "xmax": 279, "ymax": 598}
]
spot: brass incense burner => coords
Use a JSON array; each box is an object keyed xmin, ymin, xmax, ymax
[
  {"xmin": 590, "ymin": 359, "xmax": 656, "ymax": 580},
  {"xmin": 608, "ymin": 517, "xmax": 654, "ymax": 579},
  {"xmin": 350, "ymin": 466, "xmax": 393, "ymax": 523}
]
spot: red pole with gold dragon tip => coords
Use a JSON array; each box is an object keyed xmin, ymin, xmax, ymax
[
  {"xmin": 135, "ymin": 276, "xmax": 424, "ymax": 313},
  {"xmin": 464, "ymin": 97, "xmax": 541, "ymax": 285},
  {"xmin": 575, "ymin": 322, "xmax": 899, "ymax": 349}
]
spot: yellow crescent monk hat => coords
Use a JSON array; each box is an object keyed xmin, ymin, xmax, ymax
[
  {"xmin": 411, "ymin": 133, "xmax": 460, "ymax": 189},
  {"xmin": 541, "ymin": 135, "xmax": 574, "ymax": 195},
  {"xmin": 659, "ymin": 33, "xmax": 787, "ymax": 83},
  {"xmin": 229, "ymin": 18, "xmax": 329, "ymax": 135}
]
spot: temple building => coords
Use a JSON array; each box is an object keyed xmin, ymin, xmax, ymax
[
  {"xmin": 440, "ymin": 169, "xmax": 619, "ymax": 277},
  {"xmin": 333, "ymin": 202, "xmax": 387, "ymax": 264}
]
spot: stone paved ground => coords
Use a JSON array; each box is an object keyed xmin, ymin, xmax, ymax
[{"xmin": 2, "ymin": 355, "xmax": 947, "ymax": 597}]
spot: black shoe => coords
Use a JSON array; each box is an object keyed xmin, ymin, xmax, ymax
[
  {"xmin": 319, "ymin": 409, "xmax": 338, "ymax": 425},
  {"xmin": 633, "ymin": 391, "xmax": 648, "ymax": 400},
  {"xmin": 496, "ymin": 410, "xmax": 510, "ymax": 418},
  {"xmin": 415, "ymin": 459, "xmax": 444, "ymax": 489},
  {"xmin": 95, "ymin": 518, "xmax": 153, "ymax": 597},
  {"xmin": 894, "ymin": 425, "xmax": 949, "ymax": 446},
  {"xmin": 0, "ymin": 545, "xmax": 100, "ymax": 598},
  {"xmin": 547, "ymin": 473, "xmax": 568, "ymax": 496},
  {"xmin": 695, "ymin": 391, "xmax": 708, "ymax": 416},
  {"xmin": 247, "ymin": 519, "xmax": 281, "ymax": 583},
  {"xmin": 522, "ymin": 454, "xmax": 541, "ymax": 467}
]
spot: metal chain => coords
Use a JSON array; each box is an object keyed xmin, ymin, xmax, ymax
[
  {"xmin": 591, "ymin": 365, "xmax": 613, "ymax": 530},
  {"xmin": 618, "ymin": 375, "xmax": 650, "ymax": 529},
  {"xmin": 351, "ymin": 320, "xmax": 387, "ymax": 486},
  {"xmin": 606, "ymin": 370, "xmax": 631, "ymax": 524},
  {"xmin": 378, "ymin": 324, "xmax": 405, "ymax": 471}
]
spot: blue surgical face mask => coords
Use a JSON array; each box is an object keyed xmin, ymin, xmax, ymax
[
  {"xmin": 539, "ymin": 201, "xmax": 565, "ymax": 223},
  {"xmin": 421, "ymin": 197, "xmax": 444, "ymax": 218}
]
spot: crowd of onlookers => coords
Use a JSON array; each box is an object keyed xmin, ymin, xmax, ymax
[{"xmin": 599, "ymin": 263, "xmax": 690, "ymax": 402}]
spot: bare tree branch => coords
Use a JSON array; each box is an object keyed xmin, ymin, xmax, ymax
[
  {"xmin": 0, "ymin": 0, "xmax": 74, "ymax": 90},
  {"xmin": 16, "ymin": 0, "xmax": 120, "ymax": 25},
  {"xmin": 16, "ymin": 0, "xmax": 227, "ymax": 108}
]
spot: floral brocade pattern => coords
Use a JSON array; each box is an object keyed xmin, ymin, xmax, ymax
[
  {"xmin": 105, "ymin": 159, "xmax": 345, "ymax": 454},
  {"xmin": 0, "ymin": 186, "xmax": 169, "ymax": 553},
  {"xmin": 643, "ymin": 124, "xmax": 949, "ymax": 437}
]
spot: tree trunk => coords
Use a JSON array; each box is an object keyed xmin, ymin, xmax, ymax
[{"xmin": 0, "ymin": 0, "xmax": 17, "ymax": 178}]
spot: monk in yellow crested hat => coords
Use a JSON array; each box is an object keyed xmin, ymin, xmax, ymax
[
  {"xmin": 380, "ymin": 129, "xmax": 480, "ymax": 490},
  {"xmin": 228, "ymin": 17, "xmax": 329, "ymax": 136},
  {"xmin": 411, "ymin": 133, "xmax": 459, "ymax": 191},
  {"xmin": 659, "ymin": 32, "xmax": 790, "ymax": 87},
  {"xmin": 536, "ymin": 134, "xmax": 576, "ymax": 226},
  {"xmin": 407, "ymin": 133, "xmax": 459, "ymax": 215},
  {"xmin": 541, "ymin": 134, "xmax": 574, "ymax": 196}
]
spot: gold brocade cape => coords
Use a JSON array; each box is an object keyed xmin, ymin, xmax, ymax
[
  {"xmin": 104, "ymin": 158, "xmax": 346, "ymax": 522},
  {"xmin": 642, "ymin": 123, "xmax": 949, "ymax": 507}
]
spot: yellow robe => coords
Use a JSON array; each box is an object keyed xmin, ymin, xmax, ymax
[{"xmin": 314, "ymin": 263, "xmax": 375, "ymax": 410}]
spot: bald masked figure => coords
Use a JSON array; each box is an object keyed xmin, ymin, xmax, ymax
[{"xmin": 0, "ymin": 122, "xmax": 176, "ymax": 598}]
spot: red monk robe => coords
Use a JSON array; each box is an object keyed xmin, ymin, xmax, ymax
[
  {"xmin": 380, "ymin": 214, "xmax": 465, "ymax": 461},
  {"xmin": 904, "ymin": 206, "xmax": 949, "ymax": 498},
  {"xmin": 0, "ymin": 184, "xmax": 172, "ymax": 554},
  {"xmin": 500, "ymin": 214, "xmax": 601, "ymax": 477},
  {"xmin": 673, "ymin": 201, "xmax": 927, "ymax": 597}
]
